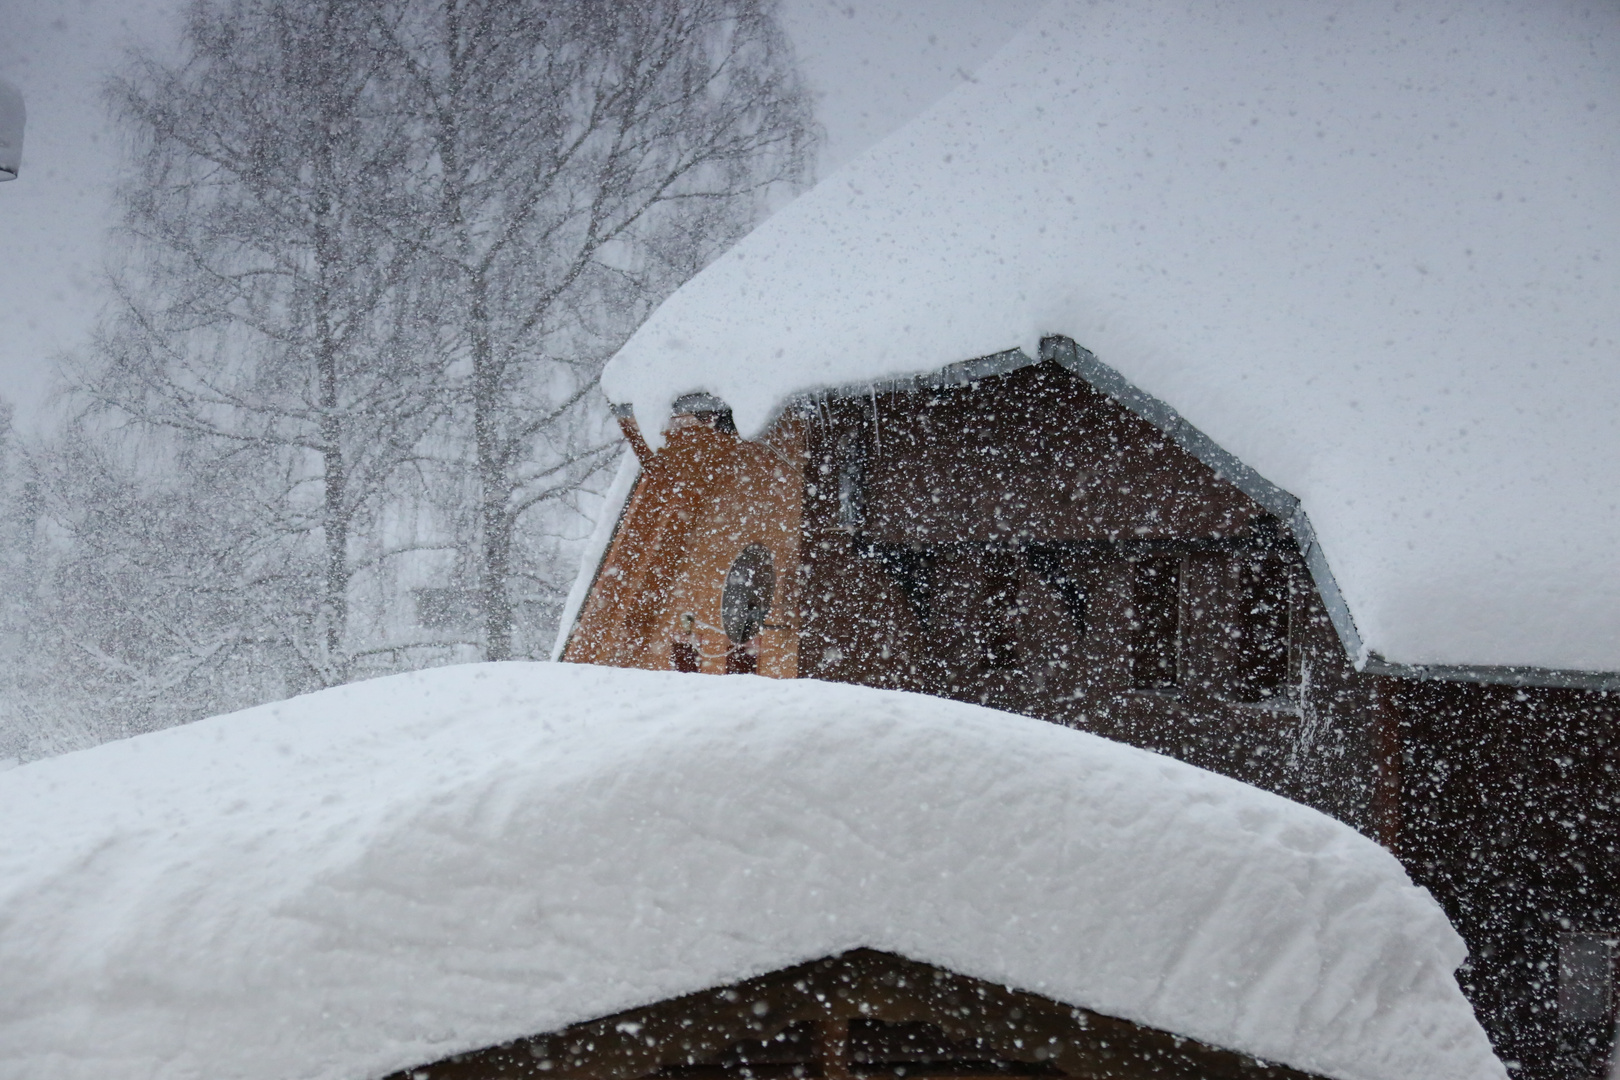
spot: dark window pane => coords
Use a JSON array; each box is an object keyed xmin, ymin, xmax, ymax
[
  {"xmin": 1560, "ymin": 933, "xmax": 1617, "ymax": 1025},
  {"xmin": 974, "ymin": 557, "xmax": 1021, "ymax": 670},
  {"xmin": 836, "ymin": 430, "xmax": 866, "ymax": 531},
  {"xmin": 722, "ymin": 545, "xmax": 775, "ymax": 644},
  {"xmin": 1130, "ymin": 557, "xmax": 1180, "ymax": 689},
  {"xmin": 1227, "ymin": 556, "xmax": 1289, "ymax": 702}
]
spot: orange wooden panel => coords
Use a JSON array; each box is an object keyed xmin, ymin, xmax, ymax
[{"xmin": 565, "ymin": 413, "xmax": 805, "ymax": 680}]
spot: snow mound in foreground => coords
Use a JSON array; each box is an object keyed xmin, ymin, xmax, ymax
[{"xmin": 0, "ymin": 663, "xmax": 1500, "ymax": 1080}]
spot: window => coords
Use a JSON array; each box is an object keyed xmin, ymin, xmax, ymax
[
  {"xmin": 1560, "ymin": 932, "xmax": 1618, "ymax": 1025},
  {"xmin": 721, "ymin": 545, "xmax": 775, "ymax": 674},
  {"xmin": 978, "ymin": 594, "xmax": 1020, "ymax": 670},
  {"xmin": 971, "ymin": 557, "xmax": 1023, "ymax": 671},
  {"xmin": 1025, "ymin": 547, "xmax": 1086, "ymax": 638},
  {"xmin": 1226, "ymin": 556, "xmax": 1290, "ymax": 703},
  {"xmin": 836, "ymin": 430, "xmax": 866, "ymax": 531},
  {"xmin": 1129, "ymin": 558, "xmax": 1180, "ymax": 690}
]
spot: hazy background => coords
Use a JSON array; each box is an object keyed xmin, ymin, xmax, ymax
[{"xmin": 0, "ymin": 0, "xmax": 1044, "ymax": 429}]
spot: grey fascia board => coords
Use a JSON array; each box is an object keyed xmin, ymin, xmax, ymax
[
  {"xmin": 1041, "ymin": 337, "xmax": 1620, "ymax": 692},
  {"xmin": 619, "ymin": 337, "xmax": 1619, "ymax": 693},
  {"xmin": 779, "ymin": 337, "xmax": 1374, "ymax": 669},
  {"xmin": 1285, "ymin": 508, "xmax": 1370, "ymax": 671},
  {"xmin": 1359, "ymin": 655, "xmax": 1620, "ymax": 693},
  {"xmin": 1041, "ymin": 338, "xmax": 1300, "ymax": 520}
]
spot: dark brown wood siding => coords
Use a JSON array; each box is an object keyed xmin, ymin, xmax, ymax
[
  {"xmin": 389, "ymin": 949, "xmax": 1326, "ymax": 1080},
  {"xmin": 1394, "ymin": 679, "xmax": 1619, "ymax": 1078},
  {"xmin": 798, "ymin": 363, "xmax": 1389, "ymax": 835}
]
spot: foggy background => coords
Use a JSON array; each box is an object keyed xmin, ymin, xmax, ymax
[{"xmin": 0, "ymin": 0, "xmax": 1044, "ymax": 428}]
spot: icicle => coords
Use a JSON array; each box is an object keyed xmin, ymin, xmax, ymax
[{"xmin": 870, "ymin": 385, "xmax": 881, "ymax": 457}]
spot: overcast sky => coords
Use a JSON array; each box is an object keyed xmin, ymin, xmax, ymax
[{"xmin": 0, "ymin": 0, "xmax": 1042, "ymax": 430}]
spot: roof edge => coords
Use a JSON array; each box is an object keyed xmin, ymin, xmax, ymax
[
  {"xmin": 1042, "ymin": 337, "xmax": 1619, "ymax": 693},
  {"xmin": 551, "ymin": 453, "xmax": 643, "ymax": 663},
  {"xmin": 780, "ymin": 347, "xmax": 1042, "ymax": 404},
  {"xmin": 1360, "ymin": 655, "xmax": 1620, "ymax": 693}
]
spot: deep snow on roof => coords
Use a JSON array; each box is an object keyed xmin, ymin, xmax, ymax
[
  {"xmin": 601, "ymin": 0, "xmax": 1620, "ymax": 675},
  {"xmin": 0, "ymin": 663, "xmax": 1499, "ymax": 1080}
]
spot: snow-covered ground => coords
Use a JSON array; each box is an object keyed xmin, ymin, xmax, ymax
[
  {"xmin": 0, "ymin": 662, "xmax": 1499, "ymax": 1080},
  {"xmin": 603, "ymin": 0, "xmax": 1620, "ymax": 675}
]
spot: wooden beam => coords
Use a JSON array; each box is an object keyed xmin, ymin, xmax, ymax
[{"xmin": 617, "ymin": 413, "xmax": 655, "ymax": 465}]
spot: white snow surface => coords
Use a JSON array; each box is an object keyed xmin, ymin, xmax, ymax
[
  {"xmin": 602, "ymin": 0, "xmax": 1620, "ymax": 674},
  {"xmin": 0, "ymin": 663, "xmax": 1499, "ymax": 1080},
  {"xmin": 550, "ymin": 452, "xmax": 640, "ymax": 661}
]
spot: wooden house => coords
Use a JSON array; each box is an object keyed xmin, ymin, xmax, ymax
[
  {"xmin": 561, "ymin": 340, "xmax": 1619, "ymax": 1080},
  {"xmin": 558, "ymin": 3, "xmax": 1620, "ymax": 1076}
]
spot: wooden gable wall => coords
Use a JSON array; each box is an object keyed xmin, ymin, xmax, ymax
[
  {"xmin": 564, "ymin": 411, "xmax": 805, "ymax": 678},
  {"xmin": 792, "ymin": 362, "xmax": 1617, "ymax": 1077}
]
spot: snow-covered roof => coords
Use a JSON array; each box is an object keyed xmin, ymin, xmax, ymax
[
  {"xmin": 601, "ymin": 0, "xmax": 1620, "ymax": 678},
  {"xmin": 0, "ymin": 663, "xmax": 1497, "ymax": 1080}
]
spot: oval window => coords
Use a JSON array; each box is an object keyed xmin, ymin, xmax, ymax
[{"xmin": 721, "ymin": 544, "xmax": 776, "ymax": 644}]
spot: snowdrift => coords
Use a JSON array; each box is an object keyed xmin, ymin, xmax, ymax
[
  {"xmin": 0, "ymin": 663, "xmax": 1499, "ymax": 1080},
  {"xmin": 603, "ymin": 0, "xmax": 1620, "ymax": 674}
]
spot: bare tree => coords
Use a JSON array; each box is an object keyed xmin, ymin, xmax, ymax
[
  {"xmin": 0, "ymin": 404, "xmax": 40, "ymax": 761},
  {"xmin": 375, "ymin": 0, "xmax": 814, "ymax": 659},
  {"xmin": 25, "ymin": 0, "xmax": 814, "ymax": 750},
  {"xmin": 21, "ymin": 421, "xmax": 312, "ymax": 739},
  {"xmin": 81, "ymin": 0, "xmax": 447, "ymax": 685}
]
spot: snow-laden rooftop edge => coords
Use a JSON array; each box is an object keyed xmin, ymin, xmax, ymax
[
  {"xmin": 601, "ymin": 0, "xmax": 1620, "ymax": 674},
  {"xmin": 551, "ymin": 452, "xmax": 640, "ymax": 661},
  {"xmin": 0, "ymin": 663, "xmax": 1499, "ymax": 1080}
]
